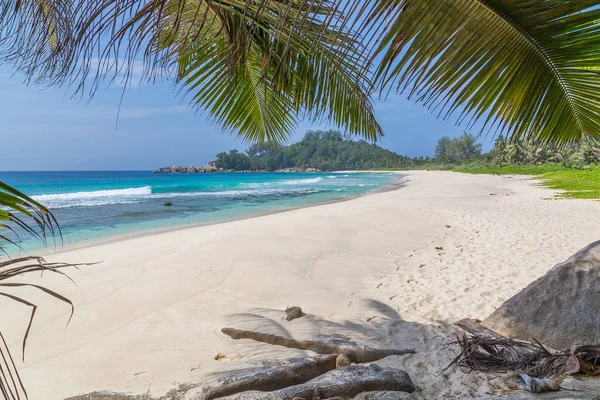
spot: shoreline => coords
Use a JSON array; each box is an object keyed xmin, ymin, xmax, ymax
[
  {"xmin": 29, "ymin": 172, "xmax": 407, "ymax": 257},
  {"xmin": 4, "ymin": 171, "xmax": 600, "ymax": 399}
]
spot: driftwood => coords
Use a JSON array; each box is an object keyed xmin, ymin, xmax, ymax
[
  {"xmin": 187, "ymin": 355, "xmax": 338, "ymax": 400},
  {"xmin": 215, "ymin": 365, "xmax": 415, "ymax": 400},
  {"xmin": 221, "ymin": 328, "xmax": 415, "ymax": 363}
]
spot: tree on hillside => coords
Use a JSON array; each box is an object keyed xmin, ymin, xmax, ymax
[{"xmin": 214, "ymin": 130, "xmax": 413, "ymax": 171}]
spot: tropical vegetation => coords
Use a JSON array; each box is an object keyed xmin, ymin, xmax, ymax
[
  {"xmin": 424, "ymin": 133, "xmax": 600, "ymax": 200},
  {"xmin": 430, "ymin": 133, "xmax": 600, "ymax": 169},
  {"xmin": 214, "ymin": 130, "xmax": 416, "ymax": 171}
]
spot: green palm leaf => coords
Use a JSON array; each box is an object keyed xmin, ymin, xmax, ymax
[
  {"xmin": 0, "ymin": 181, "xmax": 61, "ymax": 255},
  {"xmin": 1, "ymin": 0, "xmax": 381, "ymax": 143},
  {"xmin": 367, "ymin": 0, "xmax": 600, "ymax": 143}
]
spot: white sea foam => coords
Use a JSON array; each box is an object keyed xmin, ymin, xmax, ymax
[
  {"xmin": 281, "ymin": 177, "xmax": 323, "ymax": 185},
  {"xmin": 240, "ymin": 177, "xmax": 323, "ymax": 187},
  {"xmin": 33, "ymin": 186, "xmax": 152, "ymax": 202},
  {"xmin": 32, "ymin": 186, "xmax": 325, "ymax": 208},
  {"xmin": 33, "ymin": 187, "xmax": 153, "ymax": 208},
  {"xmin": 159, "ymin": 188, "xmax": 317, "ymax": 198}
]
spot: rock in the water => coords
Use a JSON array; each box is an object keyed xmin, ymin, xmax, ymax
[
  {"xmin": 285, "ymin": 306, "xmax": 304, "ymax": 321},
  {"xmin": 483, "ymin": 240, "xmax": 600, "ymax": 349},
  {"xmin": 164, "ymin": 202, "xmax": 173, "ymax": 206},
  {"xmin": 153, "ymin": 162, "xmax": 222, "ymax": 174}
]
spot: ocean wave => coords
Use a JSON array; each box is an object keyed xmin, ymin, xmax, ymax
[
  {"xmin": 33, "ymin": 186, "xmax": 152, "ymax": 201},
  {"xmin": 160, "ymin": 188, "xmax": 319, "ymax": 198},
  {"xmin": 240, "ymin": 177, "xmax": 323, "ymax": 187},
  {"xmin": 33, "ymin": 187, "xmax": 152, "ymax": 208},
  {"xmin": 32, "ymin": 186, "xmax": 324, "ymax": 208},
  {"xmin": 282, "ymin": 177, "xmax": 323, "ymax": 185}
]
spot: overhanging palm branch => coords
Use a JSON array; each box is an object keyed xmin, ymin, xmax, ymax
[
  {"xmin": 366, "ymin": 0, "xmax": 600, "ymax": 143},
  {"xmin": 0, "ymin": 182, "xmax": 83, "ymax": 399},
  {"xmin": 169, "ymin": 0, "xmax": 381, "ymax": 142},
  {"xmin": 0, "ymin": 0, "xmax": 382, "ymax": 142},
  {"xmin": 0, "ymin": 257, "xmax": 81, "ymax": 400},
  {"xmin": 0, "ymin": 181, "xmax": 61, "ymax": 255}
]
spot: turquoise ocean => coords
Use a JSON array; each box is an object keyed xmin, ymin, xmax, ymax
[{"xmin": 0, "ymin": 171, "xmax": 400, "ymax": 253}]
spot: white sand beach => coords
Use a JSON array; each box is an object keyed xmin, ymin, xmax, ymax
[{"xmin": 3, "ymin": 171, "xmax": 600, "ymax": 399}]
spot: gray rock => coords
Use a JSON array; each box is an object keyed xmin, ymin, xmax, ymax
[
  {"xmin": 285, "ymin": 306, "xmax": 304, "ymax": 321},
  {"xmin": 216, "ymin": 365, "xmax": 414, "ymax": 400},
  {"xmin": 221, "ymin": 328, "xmax": 415, "ymax": 363},
  {"xmin": 153, "ymin": 162, "xmax": 221, "ymax": 174},
  {"xmin": 353, "ymin": 392, "xmax": 415, "ymax": 400},
  {"xmin": 335, "ymin": 355, "xmax": 351, "ymax": 369},
  {"xmin": 483, "ymin": 240, "xmax": 600, "ymax": 349},
  {"xmin": 187, "ymin": 355, "xmax": 338, "ymax": 400}
]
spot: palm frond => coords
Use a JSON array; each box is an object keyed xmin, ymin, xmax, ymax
[
  {"xmin": 0, "ymin": 257, "xmax": 88, "ymax": 400},
  {"xmin": 0, "ymin": 181, "xmax": 61, "ymax": 254},
  {"xmin": 367, "ymin": 0, "xmax": 600, "ymax": 143},
  {"xmin": 1, "ymin": 0, "xmax": 381, "ymax": 143}
]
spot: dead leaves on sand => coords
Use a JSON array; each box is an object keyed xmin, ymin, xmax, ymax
[{"xmin": 449, "ymin": 319, "xmax": 600, "ymax": 394}]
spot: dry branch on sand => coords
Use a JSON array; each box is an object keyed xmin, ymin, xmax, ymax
[
  {"xmin": 221, "ymin": 328, "xmax": 415, "ymax": 363},
  {"xmin": 448, "ymin": 319, "xmax": 600, "ymax": 392}
]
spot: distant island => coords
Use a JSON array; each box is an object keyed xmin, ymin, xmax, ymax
[{"xmin": 154, "ymin": 130, "xmax": 420, "ymax": 173}]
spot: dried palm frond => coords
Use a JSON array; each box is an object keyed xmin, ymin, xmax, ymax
[
  {"xmin": 447, "ymin": 333, "xmax": 567, "ymax": 378},
  {"xmin": 447, "ymin": 326, "xmax": 600, "ymax": 380}
]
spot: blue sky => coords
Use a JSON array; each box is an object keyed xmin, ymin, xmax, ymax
[{"xmin": 0, "ymin": 65, "xmax": 488, "ymax": 171}]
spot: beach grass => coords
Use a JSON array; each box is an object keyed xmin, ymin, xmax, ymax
[
  {"xmin": 454, "ymin": 164, "xmax": 600, "ymax": 200},
  {"xmin": 377, "ymin": 164, "xmax": 600, "ymax": 199}
]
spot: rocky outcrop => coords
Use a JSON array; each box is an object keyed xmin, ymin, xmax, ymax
[
  {"xmin": 188, "ymin": 355, "xmax": 339, "ymax": 400},
  {"xmin": 153, "ymin": 162, "xmax": 221, "ymax": 173},
  {"xmin": 274, "ymin": 168, "xmax": 322, "ymax": 173},
  {"xmin": 352, "ymin": 392, "xmax": 415, "ymax": 400},
  {"xmin": 221, "ymin": 328, "xmax": 415, "ymax": 363},
  {"xmin": 483, "ymin": 240, "xmax": 600, "ymax": 349},
  {"xmin": 153, "ymin": 165, "xmax": 323, "ymax": 173},
  {"xmin": 215, "ymin": 365, "xmax": 415, "ymax": 400}
]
